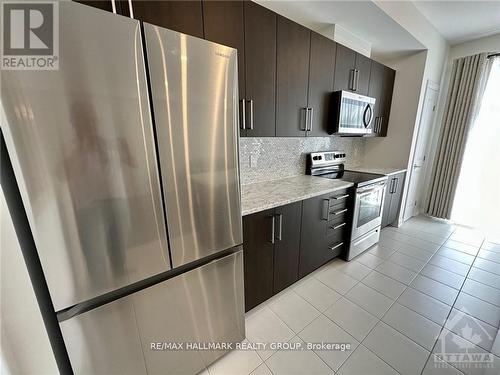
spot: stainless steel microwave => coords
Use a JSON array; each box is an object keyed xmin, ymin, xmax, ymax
[{"xmin": 330, "ymin": 91, "xmax": 376, "ymax": 136}]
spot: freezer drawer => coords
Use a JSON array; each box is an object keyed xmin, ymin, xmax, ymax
[
  {"xmin": 143, "ymin": 23, "xmax": 243, "ymax": 268},
  {"xmin": 60, "ymin": 249, "xmax": 245, "ymax": 375},
  {"xmin": 1, "ymin": 2, "xmax": 170, "ymax": 311}
]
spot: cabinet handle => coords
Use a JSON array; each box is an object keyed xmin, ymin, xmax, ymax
[
  {"xmin": 331, "ymin": 208, "xmax": 348, "ymax": 216},
  {"xmin": 240, "ymin": 99, "xmax": 246, "ymax": 130},
  {"xmin": 349, "ymin": 69, "xmax": 356, "ymax": 91},
  {"xmin": 331, "ymin": 222, "xmax": 346, "ymax": 230},
  {"xmin": 355, "ymin": 70, "xmax": 360, "ymax": 91},
  {"xmin": 393, "ymin": 178, "xmax": 398, "ymax": 194},
  {"xmin": 322, "ymin": 199, "xmax": 330, "ymax": 220},
  {"xmin": 275, "ymin": 213, "xmax": 283, "ymax": 241},
  {"xmin": 246, "ymin": 99, "xmax": 254, "ymax": 130},
  {"xmin": 308, "ymin": 107, "xmax": 314, "ymax": 131},
  {"xmin": 111, "ymin": 0, "xmax": 117, "ymax": 13},
  {"xmin": 328, "ymin": 242, "xmax": 344, "ymax": 251},
  {"xmin": 270, "ymin": 215, "xmax": 275, "ymax": 244},
  {"xmin": 332, "ymin": 194, "xmax": 349, "ymax": 201},
  {"xmin": 301, "ymin": 108, "xmax": 309, "ymax": 131}
]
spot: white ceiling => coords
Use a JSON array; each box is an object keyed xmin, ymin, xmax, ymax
[
  {"xmin": 256, "ymin": 1, "xmax": 426, "ymax": 60},
  {"xmin": 412, "ymin": 1, "xmax": 500, "ymax": 45}
]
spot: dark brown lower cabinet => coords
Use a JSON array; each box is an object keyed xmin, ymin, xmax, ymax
[
  {"xmin": 243, "ymin": 190, "xmax": 353, "ymax": 311},
  {"xmin": 243, "ymin": 202, "xmax": 302, "ymax": 311},
  {"xmin": 273, "ymin": 202, "xmax": 302, "ymax": 293},
  {"xmin": 299, "ymin": 190, "xmax": 352, "ymax": 277},
  {"xmin": 243, "ymin": 208, "xmax": 275, "ymax": 312},
  {"xmin": 299, "ymin": 193, "xmax": 330, "ymax": 277}
]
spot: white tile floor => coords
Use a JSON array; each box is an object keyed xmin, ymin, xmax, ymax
[{"xmin": 206, "ymin": 216, "xmax": 500, "ymax": 375}]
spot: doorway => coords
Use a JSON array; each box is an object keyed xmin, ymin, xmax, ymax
[{"xmin": 403, "ymin": 80, "xmax": 439, "ymax": 222}]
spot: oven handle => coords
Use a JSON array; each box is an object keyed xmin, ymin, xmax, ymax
[{"xmin": 356, "ymin": 182, "xmax": 386, "ymax": 195}]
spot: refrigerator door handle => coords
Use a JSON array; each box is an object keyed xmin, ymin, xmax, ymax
[
  {"xmin": 247, "ymin": 99, "xmax": 254, "ymax": 130},
  {"xmin": 240, "ymin": 99, "xmax": 246, "ymax": 130},
  {"xmin": 127, "ymin": 0, "xmax": 134, "ymax": 17}
]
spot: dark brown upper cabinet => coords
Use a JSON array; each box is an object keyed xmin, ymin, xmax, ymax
[
  {"xmin": 276, "ymin": 16, "xmax": 311, "ymax": 137},
  {"xmin": 74, "ymin": 0, "xmax": 115, "ymax": 13},
  {"xmin": 203, "ymin": 1, "xmax": 245, "ymax": 100},
  {"xmin": 354, "ymin": 53, "xmax": 372, "ymax": 96},
  {"xmin": 243, "ymin": 2, "xmax": 277, "ymax": 137},
  {"xmin": 132, "ymin": 0, "xmax": 204, "ymax": 38},
  {"xmin": 306, "ymin": 32, "xmax": 336, "ymax": 137},
  {"xmin": 369, "ymin": 61, "xmax": 396, "ymax": 136},
  {"xmin": 379, "ymin": 66, "xmax": 395, "ymax": 136},
  {"xmin": 333, "ymin": 44, "xmax": 356, "ymax": 92},
  {"xmin": 333, "ymin": 44, "xmax": 372, "ymax": 96}
]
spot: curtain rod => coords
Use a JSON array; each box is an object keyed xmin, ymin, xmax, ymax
[{"xmin": 487, "ymin": 53, "xmax": 500, "ymax": 59}]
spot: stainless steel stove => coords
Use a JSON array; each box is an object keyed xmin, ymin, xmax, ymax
[{"xmin": 307, "ymin": 151, "xmax": 388, "ymax": 260}]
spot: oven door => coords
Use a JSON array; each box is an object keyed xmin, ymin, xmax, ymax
[
  {"xmin": 351, "ymin": 180, "xmax": 387, "ymax": 239},
  {"xmin": 336, "ymin": 91, "xmax": 376, "ymax": 135}
]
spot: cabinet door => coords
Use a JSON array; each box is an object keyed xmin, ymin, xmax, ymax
[
  {"xmin": 307, "ymin": 32, "xmax": 336, "ymax": 137},
  {"xmin": 388, "ymin": 172, "xmax": 405, "ymax": 225},
  {"xmin": 203, "ymin": 1, "xmax": 246, "ymax": 137},
  {"xmin": 244, "ymin": 2, "xmax": 276, "ymax": 137},
  {"xmin": 299, "ymin": 194, "xmax": 329, "ymax": 278},
  {"xmin": 203, "ymin": 1, "xmax": 245, "ymax": 99},
  {"xmin": 243, "ymin": 209, "xmax": 275, "ymax": 311},
  {"xmin": 333, "ymin": 44, "xmax": 356, "ymax": 92},
  {"xmin": 368, "ymin": 61, "xmax": 384, "ymax": 134},
  {"xmin": 132, "ymin": 1, "xmax": 204, "ymax": 38},
  {"xmin": 379, "ymin": 66, "xmax": 396, "ymax": 136},
  {"xmin": 74, "ymin": 0, "xmax": 114, "ymax": 13},
  {"xmin": 274, "ymin": 202, "xmax": 302, "ymax": 293},
  {"xmin": 276, "ymin": 16, "xmax": 310, "ymax": 137},
  {"xmin": 381, "ymin": 177, "xmax": 394, "ymax": 228},
  {"xmin": 354, "ymin": 53, "xmax": 372, "ymax": 96}
]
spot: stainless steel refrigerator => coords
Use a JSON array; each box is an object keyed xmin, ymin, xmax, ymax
[{"xmin": 1, "ymin": 2, "xmax": 244, "ymax": 374}]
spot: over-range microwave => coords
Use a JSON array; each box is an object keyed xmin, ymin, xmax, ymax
[{"xmin": 330, "ymin": 90, "xmax": 376, "ymax": 136}]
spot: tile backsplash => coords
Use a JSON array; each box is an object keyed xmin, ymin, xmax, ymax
[{"xmin": 239, "ymin": 137, "xmax": 366, "ymax": 185}]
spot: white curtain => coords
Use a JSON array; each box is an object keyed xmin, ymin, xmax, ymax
[{"xmin": 451, "ymin": 56, "xmax": 500, "ymax": 236}]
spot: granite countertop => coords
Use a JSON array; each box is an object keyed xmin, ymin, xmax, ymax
[
  {"xmin": 241, "ymin": 175, "xmax": 353, "ymax": 216},
  {"xmin": 349, "ymin": 166, "xmax": 407, "ymax": 176}
]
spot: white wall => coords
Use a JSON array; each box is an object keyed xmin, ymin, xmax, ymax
[
  {"xmin": 361, "ymin": 50, "xmax": 427, "ymax": 168},
  {"xmin": 363, "ymin": 1, "xmax": 450, "ymax": 224},
  {"xmin": 421, "ymin": 33, "xmax": 500, "ymax": 211},
  {"xmin": 0, "ymin": 191, "xmax": 58, "ymax": 374}
]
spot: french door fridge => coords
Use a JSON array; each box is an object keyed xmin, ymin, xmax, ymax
[{"xmin": 0, "ymin": 2, "xmax": 243, "ymax": 374}]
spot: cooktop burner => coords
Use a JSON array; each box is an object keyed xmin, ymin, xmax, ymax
[{"xmin": 321, "ymin": 170, "xmax": 386, "ymax": 187}]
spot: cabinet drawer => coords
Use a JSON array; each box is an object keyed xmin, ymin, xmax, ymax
[
  {"xmin": 326, "ymin": 218, "xmax": 349, "ymax": 237},
  {"xmin": 325, "ymin": 239, "xmax": 346, "ymax": 260},
  {"xmin": 328, "ymin": 206, "xmax": 349, "ymax": 222},
  {"xmin": 328, "ymin": 189, "xmax": 350, "ymax": 203}
]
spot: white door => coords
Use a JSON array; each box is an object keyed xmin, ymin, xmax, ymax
[{"xmin": 404, "ymin": 81, "xmax": 439, "ymax": 221}]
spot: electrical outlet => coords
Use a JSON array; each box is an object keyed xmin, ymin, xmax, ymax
[{"xmin": 250, "ymin": 154, "xmax": 257, "ymax": 168}]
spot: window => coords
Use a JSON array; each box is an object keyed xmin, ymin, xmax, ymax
[{"xmin": 451, "ymin": 57, "xmax": 500, "ymax": 237}]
